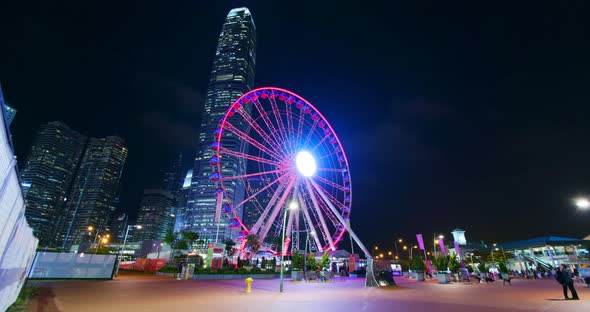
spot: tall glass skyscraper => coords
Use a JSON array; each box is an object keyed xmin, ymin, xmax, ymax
[
  {"xmin": 55, "ymin": 136, "xmax": 128, "ymax": 250},
  {"xmin": 135, "ymin": 189, "xmax": 174, "ymax": 242},
  {"xmin": 185, "ymin": 7, "xmax": 256, "ymax": 242},
  {"xmin": 20, "ymin": 122, "xmax": 87, "ymax": 247}
]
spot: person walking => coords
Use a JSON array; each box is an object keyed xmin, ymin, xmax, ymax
[{"xmin": 557, "ymin": 264, "xmax": 579, "ymax": 300}]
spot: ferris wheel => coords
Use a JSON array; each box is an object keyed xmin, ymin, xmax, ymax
[{"xmin": 211, "ymin": 87, "xmax": 363, "ymax": 255}]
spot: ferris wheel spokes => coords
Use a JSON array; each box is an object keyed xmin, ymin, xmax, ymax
[
  {"xmin": 257, "ymin": 176, "xmax": 297, "ymax": 245},
  {"xmin": 304, "ymin": 179, "xmax": 336, "ymax": 251},
  {"xmin": 249, "ymin": 175, "xmax": 293, "ymax": 234},
  {"xmin": 251, "ymin": 98, "xmax": 287, "ymax": 151},
  {"xmin": 224, "ymin": 122, "xmax": 285, "ymax": 161},
  {"xmin": 221, "ymin": 168, "xmax": 289, "ymax": 182},
  {"xmin": 235, "ymin": 107, "xmax": 283, "ymax": 153},
  {"xmin": 219, "ymin": 147, "xmax": 281, "ymax": 167},
  {"xmin": 266, "ymin": 96, "xmax": 290, "ymax": 153},
  {"xmin": 297, "ymin": 190, "xmax": 323, "ymax": 252},
  {"xmin": 231, "ymin": 174, "xmax": 287, "ymax": 217}
]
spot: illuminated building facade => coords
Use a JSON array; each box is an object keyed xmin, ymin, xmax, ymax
[{"xmin": 186, "ymin": 7, "xmax": 256, "ymax": 241}]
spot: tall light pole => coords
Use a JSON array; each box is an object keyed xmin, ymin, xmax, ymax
[
  {"xmin": 410, "ymin": 245, "xmax": 417, "ymax": 259},
  {"xmin": 114, "ymin": 224, "xmax": 142, "ymax": 277},
  {"xmin": 280, "ymin": 201, "xmax": 298, "ymax": 293},
  {"xmin": 157, "ymin": 242, "xmax": 164, "ymax": 259},
  {"xmin": 303, "ymin": 230, "xmax": 315, "ymax": 276}
]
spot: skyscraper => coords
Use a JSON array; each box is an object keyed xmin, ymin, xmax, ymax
[
  {"xmin": 3, "ymin": 105, "xmax": 16, "ymax": 126},
  {"xmin": 174, "ymin": 169, "xmax": 192, "ymax": 232},
  {"xmin": 163, "ymin": 154, "xmax": 184, "ymax": 229},
  {"xmin": 20, "ymin": 122, "xmax": 87, "ymax": 246},
  {"xmin": 56, "ymin": 136, "xmax": 128, "ymax": 250},
  {"xmin": 185, "ymin": 7, "xmax": 256, "ymax": 241},
  {"xmin": 135, "ymin": 189, "xmax": 174, "ymax": 242}
]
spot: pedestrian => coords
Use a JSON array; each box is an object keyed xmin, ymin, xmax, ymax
[
  {"xmin": 556, "ymin": 264, "xmax": 579, "ymax": 300},
  {"xmin": 177, "ymin": 260, "xmax": 184, "ymax": 280},
  {"xmin": 503, "ymin": 273, "xmax": 512, "ymax": 286}
]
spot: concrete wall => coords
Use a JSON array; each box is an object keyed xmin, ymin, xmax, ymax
[{"xmin": 0, "ymin": 85, "xmax": 39, "ymax": 311}]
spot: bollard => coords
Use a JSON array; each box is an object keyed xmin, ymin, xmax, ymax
[{"xmin": 245, "ymin": 277, "xmax": 253, "ymax": 293}]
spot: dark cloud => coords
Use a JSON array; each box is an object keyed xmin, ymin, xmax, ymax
[
  {"xmin": 138, "ymin": 111, "xmax": 198, "ymax": 148},
  {"xmin": 393, "ymin": 96, "xmax": 455, "ymax": 121},
  {"xmin": 160, "ymin": 79, "xmax": 205, "ymax": 115}
]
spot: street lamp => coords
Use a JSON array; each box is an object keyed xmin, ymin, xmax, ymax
[
  {"xmin": 114, "ymin": 224, "xmax": 142, "ymax": 277},
  {"xmin": 156, "ymin": 242, "xmax": 164, "ymax": 259},
  {"xmin": 280, "ymin": 201, "xmax": 298, "ymax": 293},
  {"xmin": 575, "ymin": 197, "xmax": 590, "ymax": 210},
  {"xmin": 410, "ymin": 245, "xmax": 418, "ymax": 259},
  {"xmin": 303, "ymin": 230, "xmax": 316, "ymax": 275}
]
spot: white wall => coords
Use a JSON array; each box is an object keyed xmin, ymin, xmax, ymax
[
  {"xmin": 0, "ymin": 94, "xmax": 39, "ymax": 311},
  {"xmin": 29, "ymin": 252, "xmax": 116, "ymax": 279}
]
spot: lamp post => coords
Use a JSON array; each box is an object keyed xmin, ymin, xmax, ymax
[
  {"xmin": 280, "ymin": 201, "xmax": 298, "ymax": 293},
  {"xmin": 303, "ymin": 230, "xmax": 315, "ymax": 276},
  {"xmin": 410, "ymin": 245, "xmax": 418, "ymax": 259},
  {"xmin": 114, "ymin": 224, "xmax": 142, "ymax": 277},
  {"xmin": 157, "ymin": 242, "xmax": 164, "ymax": 259},
  {"xmin": 98, "ymin": 237, "xmax": 109, "ymax": 249}
]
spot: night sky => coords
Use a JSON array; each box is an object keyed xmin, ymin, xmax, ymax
[{"xmin": 2, "ymin": 1, "xmax": 590, "ymax": 251}]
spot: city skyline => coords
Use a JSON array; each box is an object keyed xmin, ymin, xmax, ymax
[{"xmin": 1, "ymin": 1, "xmax": 590, "ymax": 248}]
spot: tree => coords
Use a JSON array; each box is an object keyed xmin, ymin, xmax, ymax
[
  {"xmin": 269, "ymin": 257, "xmax": 277, "ymax": 271},
  {"xmin": 291, "ymin": 251, "xmax": 303, "ymax": 271},
  {"xmin": 224, "ymin": 239, "xmax": 236, "ymax": 255},
  {"xmin": 409, "ymin": 256, "xmax": 426, "ymax": 272},
  {"xmin": 306, "ymin": 254, "xmax": 318, "ymax": 271},
  {"xmin": 448, "ymin": 255, "xmax": 461, "ymax": 273},
  {"xmin": 245, "ymin": 234, "xmax": 261, "ymax": 258},
  {"xmin": 163, "ymin": 230, "xmax": 199, "ymax": 262},
  {"xmin": 477, "ymin": 262, "xmax": 487, "ymax": 273},
  {"xmin": 433, "ymin": 255, "xmax": 449, "ymax": 272},
  {"xmin": 320, "ymin": 251, "xmax": 330, "ymax": 270},
  {"xmin": 265, "ymin": 235, "xmax": 282, "ymax": 249}
]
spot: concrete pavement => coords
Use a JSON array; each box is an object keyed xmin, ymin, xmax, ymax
[{"xmin": 25, "ymin": 273, "xmax": 590, "ymax": 312}]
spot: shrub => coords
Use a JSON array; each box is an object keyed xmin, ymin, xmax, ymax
[
  {"xmin": 433, "ymin": 255, "xmax": 449, "ymax": 272},
  {"xmin": 159, "ymin": 266, "xmax": 179, "ymax": 273},
  {"xmin": 497, "ymin": 261, "xmax": 509, "ymax": 274},
  {"xmin": 448, "ymin": 256, "xmax": 461, "ymax": 273},
  {"xmin": 292, "ymin": 251, "xmax": 303, "ymax": 271},
  {"xmin": 409, "ymin": 256, "xmax": 426, "ymax": 272},
  {"xmin": 477, "ymin": 262, "xmax": 486, "ymax": 273}
]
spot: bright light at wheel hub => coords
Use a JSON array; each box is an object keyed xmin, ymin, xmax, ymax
[{"xmin": 295, "ymin": 151, "xmax": 316, "ymax": 177}]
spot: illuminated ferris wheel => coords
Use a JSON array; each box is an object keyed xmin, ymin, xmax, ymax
[{"xmin": 211, "ymin": 87, "xmax": 358, "ymax": 255}]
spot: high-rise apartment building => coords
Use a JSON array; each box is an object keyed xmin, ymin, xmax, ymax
[
  {"xmin": 174, "ymin": 169, "xmax": 192, "ymax": 232},
  {"xmin": 20, "ymin": 122, "xmax": 87, "ymax": 246},
  {"xmin": 186, "ymin": 7, "xmax": 256, "ymax": 241},
  {"xmin": 56, "ymin": 136, "xmax": 128, "ymax": 249},
  {"xmin": 135, "ymin": 189, "xmax": 174, "ymax": 242}
]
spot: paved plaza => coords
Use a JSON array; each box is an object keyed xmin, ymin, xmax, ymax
[{"xmin": 26, "ymin": 273, "xmax": 590, "ymax": 312}]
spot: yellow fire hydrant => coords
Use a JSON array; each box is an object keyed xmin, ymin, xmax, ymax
[{"xmin": 245, "ymin": 277, "xmax": 253, "ymax": 293}]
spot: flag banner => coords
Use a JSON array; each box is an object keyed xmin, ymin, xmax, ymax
[
  {"xmin": 214, "ymin": 192, "xmax": 222, "ymax": 223},
  {"xmin": 439, "ymin": 238, "xmax": 446, "ymax": 254},
  {"xmin": 416, "ymin": 234, "xmax": 425, "ymax": 250}
]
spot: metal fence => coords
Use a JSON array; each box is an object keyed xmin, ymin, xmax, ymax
[
  {"xmin": 29, "ymin": 252, "xmax": 117, "ymax": 279},
  {"xmin": 0, "ymin": 85, "xmax": 39, "ymax": 311}
]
